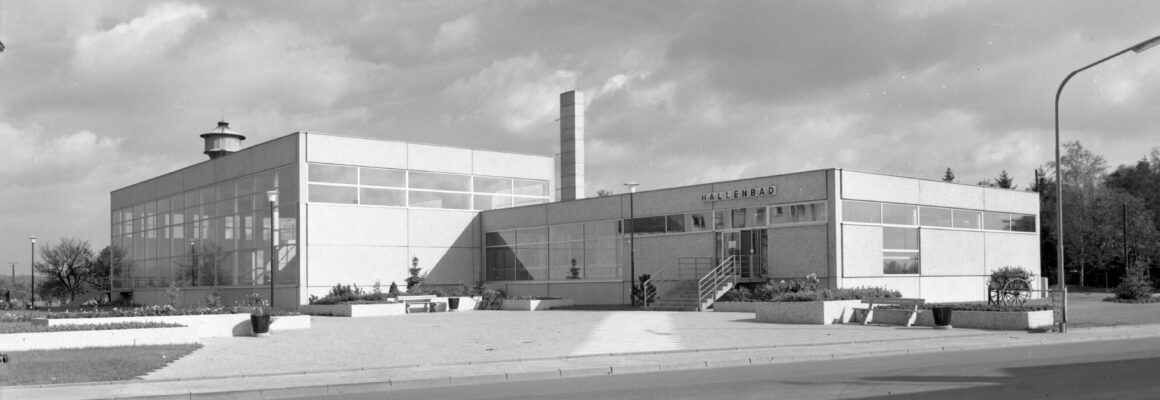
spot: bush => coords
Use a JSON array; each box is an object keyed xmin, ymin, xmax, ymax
[
  {"xmin": 918, "ymin": 303, "xmax": 1052, "ymax": 312},
  {"xmin": 719, "ymin": 286, "xmax": 755, "ymax": 302},
  {"xmin": 989, "ymin": 266, "xmax": 1032, "ymax": 289},
  {"xmin": 0, "ymin": 321, "xmax": 184, "ymax": 334},
  {"xmin": 1114, "ymin": 260, "xmax": 1154, "ymax": 301},
  {"xmin": 766, "ymin": 287, "xmax": 901, "ymax": 302}
]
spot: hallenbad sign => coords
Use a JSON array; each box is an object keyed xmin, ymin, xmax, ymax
[{"xmin": 701, "ymin": 185, "xmax": 777, "ymax": 202}]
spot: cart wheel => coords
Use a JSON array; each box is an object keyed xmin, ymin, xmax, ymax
[{"xmin": 1001, "ymin": 278, "xmax": 1031, "ymax": 306}]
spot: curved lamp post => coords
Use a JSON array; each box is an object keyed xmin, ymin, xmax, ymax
[
  {"xmin": 1054, "ymin": 34, "xmax": 1160, "ymax": 333},
  {"xmin": 623, "ymin": 182, "xmax": 639, "ymax": 306},
  {"xmin": 266, "ymin": 190, "xmax": 278, "ymax": 310}
]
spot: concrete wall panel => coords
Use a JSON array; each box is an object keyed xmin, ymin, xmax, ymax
[
  {"xmin": 546, "ymin": 196, "xmax": 624, "ymax": 225},
  {"xmin": 842, "ymin": 225, "xmax": 883, "ymax": 277},
  {"xmin": 919, "ymin": 276, "xmax": 987, "ymax": 302},
  {"xmin": 481, "ymin": 205, "xmax": 548, "ymax": 231},
  {"xmin": 408, "ymin": 143, "xmax": 472, "ymax": 174},
  {"xmin": 308, "ymin": 205, "xmax": 408, "ymax": 246},
  {"xmin": 633, "ymin": 233, "xmax": 715, "ymax": 275},
  {"xmin": 917, "ymin": 180, "xmax": 985, "ymax": 210},
  {"xmin": 306, "ymin": 134, "xmax": 408, "ymax": 169},
  {"xmin": 984, "ymin": 188, "xmax": 1039, "ymax": 214},
  {"xmin": 473, "ymin": 151, "xmax": 555, "ymax": 181},
  {"xmin": 920, "ymin": 228, "xmax": 985, "ymax": 276},
  {"xmin": 182, "ymin": 163, "xmax": 214, "ymax": 191},
  {"xmin": 631, "ymin": 184, "xmax": 713, "ymax": 217},
  {"xmin": 769, "ymin": 225, "xmax": 829, "ymax": 279},
  {"xmin": 841, "ymin": 170, "xmax": 921, "ymax": 204},
  {"xmin": 410, "ymin": 247, "xmax": 478, "ymax": 285},
  {"xmin": 984, "ymin": 232, "xmax": 1041, "ymax": 276},
  {"xmin": 407, "ymin": 210, "xmax": 478, "ymax": 247},
  {"xmin": 307, "ymin": 245, "xmax": 409, "ymax": 287},
  {"xmin": 707, "ymin": 171, "xmax": 828, "ymax": 210}
]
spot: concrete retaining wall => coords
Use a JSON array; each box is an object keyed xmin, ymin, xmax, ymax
[
  {"xmin": 0, "ymin": 327, "xmax": 198, "ymax": 351},
  {"xmin": 300, "ymin": 303, "xmax": 407, "ymax": 317},
  {"xmin": 501, "ymin": 298, "xmax": 574, "ymax": 311},
  {"xmin": 856, "ymin": 309, "xmax": 1054, "ymax": 330},
  {"xmin": 755, "ymin": 300, "xmax": 864, "ymax": 325},
  {"xmin": 711, "ymin": 302, "xmax": 760, "ymax": 313}
]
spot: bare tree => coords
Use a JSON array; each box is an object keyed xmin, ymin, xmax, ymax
[{"xmin": 35, "ymin": 238, "xmax": 95, "ymax": 303}]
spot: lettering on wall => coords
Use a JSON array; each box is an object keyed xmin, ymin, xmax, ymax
[{"xmin": 700, "ymin": 186, "xmax": 778, "ymax": 202}]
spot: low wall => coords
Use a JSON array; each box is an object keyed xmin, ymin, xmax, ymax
[
  {"xmin": 0, "ymin": 327, "xmax": 198, "ymax": 351},
  {"xmin": 755, "ymin": 300, "xmax": 864, "ymax": 325},
  {"xmin": 299, "ymin": 303, "xmax": 406, "ymax": 317},
  {"xmin": 501, "ymin": 298, "xmax": 574, "ymax": 311},
  {"xmin": 32, "ymin": 314, "xmax": 311, "ymax": 337},
  {"xmin": 711, "ymin": 302, "xmax": 760, "ymax": 313},
  {"xmin": 856, "ymin": 309, "xmax": 1054, "ymax": 330}
]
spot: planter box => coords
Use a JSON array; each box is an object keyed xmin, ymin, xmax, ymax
[
  {"xmin": 711, "ymin": 302, "xmax": 760, "ymax": 313},
  {"xmin": 854, "ymin": 309, "xmax": 1054, "ymax": 330},
  {"xmin": 32, "ymin": 314, "xmax": 310, "ymax": 337},
  {"xmin": 299, "ymin": 303, "xmax": 406, "ymax": 317},
  {"xmin": 755, "ymin": 300, "xmax": 864, "ymax": 325},
  {"xmin": 0, "ymin": 326, "xmax": 198, "ymax": 351},
  {"xmin": 448, "ymin": 296, "xmax": 480, "ymax": 312},
  {"xmin": 501, "ymin": 298, "xmax": 574, "ymax": 311}
]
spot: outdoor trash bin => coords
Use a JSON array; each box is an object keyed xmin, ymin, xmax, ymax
[{"xmin": 932, "ymin": 306, "xmax": 953, "ymax": 329}]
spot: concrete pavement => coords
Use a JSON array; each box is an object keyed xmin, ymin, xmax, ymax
[{"xmin": 3, "ymin": 310, "xmax": 1160, "ymax": 399}]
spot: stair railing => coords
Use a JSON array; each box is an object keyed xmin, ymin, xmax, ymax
[
  {"xmin": 697, "ymin": 256, "xmax": 738, "ymax": 310},
  {"xmin": 642, "ymin": 258, "xmax": 717, "ymax": 307}
]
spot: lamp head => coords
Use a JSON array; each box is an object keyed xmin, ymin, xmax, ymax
[
  {"xmin": 1131, "ymin": 35, "xmax": 1160, "ymax": 53},
  {"xmin": 623, "ymin": 182, "xmax": 639, "ymax": 193},
  {"xmin": 29, "ymin": 236, "xmax": 36, "ymax": 244},
  {"xmin": 266, "ymin": 190, "xmax": 279, "ymax": 204}
]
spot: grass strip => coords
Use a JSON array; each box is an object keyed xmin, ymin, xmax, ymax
[
  {"xmin": 0, "ymin": 321, "xmax": 184, "ymax": 334},
  {"xmin": 0, "ymin": 343, "xmax": 202, "ymax": 386}
]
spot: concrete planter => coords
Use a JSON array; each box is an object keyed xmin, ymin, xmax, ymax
[
  {"xmin": 0, "ymin": 326, "xmax": 198, "ymax": 351},
  {"xmin": 711, "ymin": 302, "xmax": 760, "ymax": 313},
  {"xmin": 755, "ymin": 300, "xmax": 864, "ymax": 325},
  {"xmin": 32, "ymin": 314, "xmax": 310, "ymax": 337},
  {"xmin": 856, "ymin": 309, "xmax": 1054, "ymax": 330},
  {"xmin": 299, "ymin": 303, "xmax": 406, "ymax": 317},
  {"xmin": 501, "ymin": 298, "xmax": 574, "ymax": 311},
  {"xmin": 449, "ymin": 296, "xmax": 481, "ymax": 311}
]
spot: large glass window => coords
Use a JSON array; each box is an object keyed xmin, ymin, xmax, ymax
[
  {"xmin": 409, "ymin": 191, "xmax": 470, "ymax": 209},
  {"xmin": 666, "ymin": 214, "xmax": 686, "ymax": 233},
  {"xmin": 731, "ymin": 208, "xmax": 748, "ymax": 229},
  {"xmin": 843, "ymin": 200, "xmax": 881, "ymax": 223},
  {"xmin": 919, "ymin": 207, "xmax": 953, "ymax": 227},
  {"xmin": 882, "ymin": 204, "xmax": 917, "ymax": 226},
  {"xmin": 883, "ymin": 227, "xmax": 920, "ymax": 274},
  {"xmin": 1012, "ymin": 214, "xmax": 1036, "ymax": 232},
  {"xmin": 687, "ymin": 212, "xmax": 711, "ymax": 231},
  {"xmin": 474, "ymin": 177, "xmax": 512, "ymax": 194},
  {"xmin": 983, "ymin": 211, "xmax": 1013, "ymax": 231},
  {"xmin": 409, "ymin": 171, "xmax": 470, "ymax": 192},
  {"xmin": 628, "ymin": 216, "xmax": 666, "ymax": 235},
  {"xmin": 309, "ymin": 185, "xmax": 357, "ymax": 204},
  {"xmin": 309, "ymin": 164, "xmax": 357, "ymax": 185},
  {"xmin": 952, "ymin": 209, "xmax": 981, "ymax": 229},
  {"xmin": 360, "ymin": 188, "xmax": 405, "ymax": 207},
  {"xmin": 474, "ymin": 194, "xmax": 513, "ymax": 210},
  {"xmin": 513, "ymin": 179, "xmax": 548, "ymax": 196},
  {"xmin": 360, "ymin": 168, "xmax": 405, "ymax": 188}
]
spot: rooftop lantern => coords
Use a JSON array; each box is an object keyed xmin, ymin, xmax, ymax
[{"xmin": 200, "ymin": 121, "xmax": 246, "ymax": 159}]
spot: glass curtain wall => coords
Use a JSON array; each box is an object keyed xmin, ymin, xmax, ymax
[
  {"xmin": 306, "ymin": 163, "xmax": 550, "ymax": 211},
  {"xmin": 111, "ymin": 164, "xmax": 299, "ymax": 289}
]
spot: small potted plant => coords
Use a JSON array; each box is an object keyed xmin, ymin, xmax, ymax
[{"xmin": 247, "ymin": 293, "xmax": 271, "ymax": 336}]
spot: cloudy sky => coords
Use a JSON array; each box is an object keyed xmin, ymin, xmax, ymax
[{"xmin": 2, "ymin": 1, "xmax": 1160, "ymax": 275}]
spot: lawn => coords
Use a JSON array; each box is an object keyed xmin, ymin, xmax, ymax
[
  {"xmin": 0, "ymin": 344, "xmax": 202, "ymax": 386},
  {"xmin": 1029, "ymin": 291, "xmax": 1160, "ymax": 327}
]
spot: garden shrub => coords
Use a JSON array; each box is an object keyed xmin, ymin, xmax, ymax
[
  {"xmin": 766, "ymin": 287, "xmax": 901, "ymax": 302},
  {"xmin": 1114, "ymin": 260, "xmax": 1154, "ymax": 301},
  {"xmin": 989, "ymin": 266, "xmax": 1032, "ymax": 289},
  {"xmin": 917, "ymin": 303, "xmax": 1052, "ymax": 312},
  {"xmin": 0, "ymin": 321, "xmax": 184, "ymax": 334}
]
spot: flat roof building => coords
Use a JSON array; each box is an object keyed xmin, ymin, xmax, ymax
[{"xmin": 110, "ymin": 93, "xmax": 1040, "ymax": 308}]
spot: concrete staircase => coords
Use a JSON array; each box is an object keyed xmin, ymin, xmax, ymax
[{"xmin": 645, "ymin": 279, "xmax": 735, "ymax": 312}]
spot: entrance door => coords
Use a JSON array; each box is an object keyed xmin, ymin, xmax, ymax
[{"xmin": 716, "ymin": 229, "xmax": 768, "ymax": 279}]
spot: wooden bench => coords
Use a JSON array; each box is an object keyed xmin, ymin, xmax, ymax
[
  {"xmin": 861, "ymin": 298, "xmax": 925, "ymax": 327},
  {"xmin": 397, "ymin": 295, "xmax": 438, "ymax": 313}
]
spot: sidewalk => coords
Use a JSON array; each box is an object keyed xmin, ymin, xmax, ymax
[{"xmin": 4, "ymin": 311, "xmax": 1160, "ymax": 400}]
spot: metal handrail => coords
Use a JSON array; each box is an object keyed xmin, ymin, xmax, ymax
[{"xmin": 697, "ymin": 256, "xmax": 738, "ymax": 309}]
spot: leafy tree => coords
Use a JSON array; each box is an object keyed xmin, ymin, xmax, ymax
[
  {"xmin": 90, "ymin": 245, "xmax": 131, "ymax": 295},
  {"xmin": 1107, "ymin": 148, "xmax": 1160, "ymax": 230},
  {"xmin": 596, "ymin": 189, "xmax": 614, "ymax": 197},
  {"xmin": 34, "ymin": 238, "xmax": 95, "ymax": 303},
  {"xmin": 942, "ymin": 168, "xmax": 955, "ymax": 182},
  {"xmin": 405, "ymin": 257, "xmax": 425, "ymax": 290}
]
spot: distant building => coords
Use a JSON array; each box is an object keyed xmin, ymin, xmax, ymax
[{"xmin": 111, "ymin": 92, "xmax": 1040, "ymax": 308}]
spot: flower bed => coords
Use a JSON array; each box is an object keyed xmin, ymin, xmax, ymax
[
  {"xmin": 755, "ymin": 300, "xmax": 864, "ymax": 325},
  {"xmin": 501, "ymin": 298, "xmax": 573, "ymax": 311},
  {"xmin": 0, "ymin": 326, "xmax": 198, "ymax": 351},
  {"xmin": 32, "ymin": 314, "xmax": 310, "ymax": 337},
  {"xmin": 0, "ymin": 321, "xmax": 181, "ymax": 334}
]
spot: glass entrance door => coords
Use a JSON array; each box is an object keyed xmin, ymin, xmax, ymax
[{"xmin": 716, "ymin": 229, "xmax": 768, "ymax": 279}]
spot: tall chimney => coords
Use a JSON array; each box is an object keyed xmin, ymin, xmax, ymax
[
  {"xmin": 200, "ymin": 120, "xmax": 246, "ymax": 160},
  {"xmin": 559, "ymin": 91, "xmax": 585, "ymax": 201}
]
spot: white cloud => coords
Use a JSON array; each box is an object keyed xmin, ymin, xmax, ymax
[
  {"xmin": 431, "ymin": 15, "xmax": 480, "ymax": 54},
  {"xmin": 443, "ymin": 54, "xmax": 577, "ymax": 134},
  {"xmin": 73, "ymin": 2, "xmax": 208, "ymax": 75}
]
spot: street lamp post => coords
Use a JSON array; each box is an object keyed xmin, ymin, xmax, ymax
[
  {"xmin": 266, "ymin": 190, "xmax": 278, "ymax": 310},
  {"xmin": 1054, "ymin": 34, "xmax": 1160, "ymax": 333},
  {"xmin": 29, "ymin": 236, "xmax": 36, "ymax": 308},
  {"xmin": 190, "ymin": 240, "xmax": 197, "ymax": 287},
  {"xmin": 623, "ymin": 182, "xmax": 639, "ymax": 306}
]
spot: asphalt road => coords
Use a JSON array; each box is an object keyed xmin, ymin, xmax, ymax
[{"xmin": 309, "ymin": 336, "xmax": 1160, "ymax": 400}]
